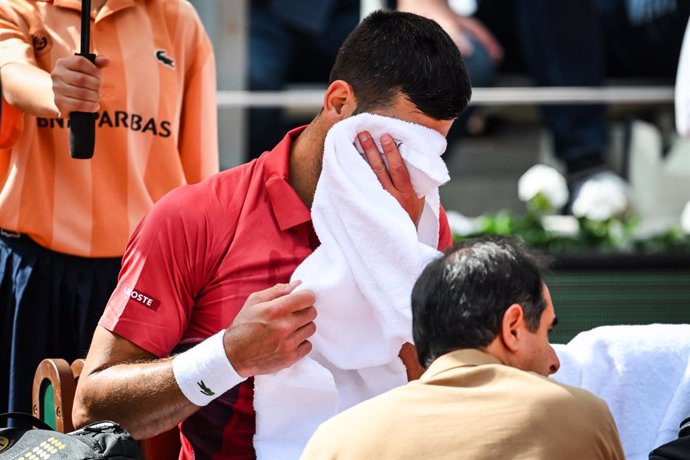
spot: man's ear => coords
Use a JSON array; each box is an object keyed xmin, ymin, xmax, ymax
[
  {"xmin": 322, "ymin": 80, "xmax": 356, "ymax": 124},
  {"xmin": 500, "ymin": 304, "xmax": 525, "ymax": 353}
]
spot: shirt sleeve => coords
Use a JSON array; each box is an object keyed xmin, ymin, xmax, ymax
[
  {"xmin": 177, "ymin": 5, "xmax": 219, "ymax": 183},
  {"xmin": 676, "ymin": 18, "xmax": 690, "ymax": 137},
  {"xmin": 0, "ymin": 1, "xmax": 35, "ymax": 68},
  {"xmin": 0, "ymin": 1, "xmax": 32, "ymax": 148},
  {"xmin": 98, "ymin": 182, "xmax": 220, "ymax": 357}
]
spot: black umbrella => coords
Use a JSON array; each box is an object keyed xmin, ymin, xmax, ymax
[{"xmin": 69, "ymin": 0, "xmax": 96, "ymax": 159}]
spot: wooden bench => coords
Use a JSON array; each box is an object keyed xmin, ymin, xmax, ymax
[{"xmin": 32, "ymin": 358, "xmax": 181, "ymax": 460}]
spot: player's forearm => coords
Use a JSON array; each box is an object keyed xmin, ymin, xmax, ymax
[
  {"xmin": 0, "ymin": 63, "xmax": 59, "ymax": 117},
  {"xmin": 73, "ymin": 359, "xmax": 198, "ymax": 440}
]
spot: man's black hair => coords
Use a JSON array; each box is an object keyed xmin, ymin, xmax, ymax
[
  {"xmin": 412, "ymin": 236, "xmax": 549, "ymax": 367},
  {"xmin": 329, "ymin": 10, "xmax": 471, "ymax": 120}
]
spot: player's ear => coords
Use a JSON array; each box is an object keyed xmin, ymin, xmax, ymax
[{"xmin": 322, "ymin": 80, "xmax": 357, "ymax": 124}]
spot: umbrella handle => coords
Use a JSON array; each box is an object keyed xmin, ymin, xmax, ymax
[
  {"xmin": 69, "ymin": 52, "xmax": 97, "ymax": 159},
  {"xmin": 69, "ymin": 0, "xmax": 96, "ymax": 160}
]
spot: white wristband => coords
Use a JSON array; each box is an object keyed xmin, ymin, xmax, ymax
[{"xmin": 172, "ymin": 330, "xmax": 246, "ymax": 406}]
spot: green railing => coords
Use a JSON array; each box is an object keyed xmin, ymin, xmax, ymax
[{"xmin": 546, "ymin": 254, "xmax": 690, "ymax": 343}]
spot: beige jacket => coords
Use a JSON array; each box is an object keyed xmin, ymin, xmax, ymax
[{"xmin": 302, "ymin": 349, "xmax": 625, "ymax": 460}]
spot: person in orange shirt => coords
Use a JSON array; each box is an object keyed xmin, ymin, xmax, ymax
[{"xmin": 0, "ymin": 0, "xmax": 218, "ymax": 417}]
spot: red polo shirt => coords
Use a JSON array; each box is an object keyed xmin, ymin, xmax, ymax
[{"xmin": 99, "ymin": 126, "xmax": 453, "ymax": 459}]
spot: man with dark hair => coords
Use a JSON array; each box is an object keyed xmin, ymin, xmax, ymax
[
  {"xmin": 302, "ymin": 236, "xmax": 625, "ymax": 460},
  {"xmin": 328, "ymin": 8, "xmax": 469, "ymax": 120},
  {"xmin": 73, "ymin": 10, "xmax": 470, "ymax": 459},
  {"xmin": 247, "ymin": 0, "xmax": 488, "ymax": 161}
]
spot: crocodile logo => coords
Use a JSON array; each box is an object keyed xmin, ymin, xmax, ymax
[
  {"xmin": 155, "ymin": 49, "xmax": 175, "ymax": 68},
  {"xmin": 197, "ymin": 380, "xmax": 215, "ymax": 396}
]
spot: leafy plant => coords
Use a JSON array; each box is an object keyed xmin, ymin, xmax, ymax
[
  {"xmin": 450, "ymin": 165, "xmax": 690, "ymax": 254},
  {"xmin": 455, "ymin": 208, "xmax": 690, "ymax": 253}
]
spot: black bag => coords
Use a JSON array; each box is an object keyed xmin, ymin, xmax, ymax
[
  {"xmin": 0, "ymin": 412, "xmax": 142, "ymax": 459},
  {"xmin": 649, "ymin": 438, "xmax": 690, "ymax": 460},
  {"xmin": 649, "ymin": 417, "xmax": 690, "ymax": 460}
]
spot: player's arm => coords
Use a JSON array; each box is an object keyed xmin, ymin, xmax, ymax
[
  {"xmin": 73, "ymin": 327, "xmax": 191, "ymax": 440},
  {"xmin": 74, "ymin": 283, "xmax": 317, "ymax": 440}
]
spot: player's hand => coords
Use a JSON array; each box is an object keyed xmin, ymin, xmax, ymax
[
  {"xmin": 358, "ymin": 131, "xmax": 425, "ymax": 226},
  {"xmin": 51, "ymin": 55, "xmax": 110, "ymax": 115},
  {"xmin": 399, "ymin": 342, "xmax": 425, "ymax": 381},
  {"xmin": 223, "ymin": 281, "xmax": 317, "ymax": 377}
]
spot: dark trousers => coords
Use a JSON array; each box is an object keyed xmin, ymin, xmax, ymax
[
  {"xmin": 476, "ymin": 0, "xmax": 689, "ymax": 173},
  {"xmin": 0, "ymin": 232, "xmax": 121, "ymax": 416}
]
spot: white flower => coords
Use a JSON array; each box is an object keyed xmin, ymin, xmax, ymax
[
  {"xmin": 542, "ymin": 215, "xmax": 579, "ymax": 236},
  {"xmin": 571, "ymin": 172, "xmax": 629, "ymax": 221},
  {"xmin": 446, "ymin": 210, "xmax": 479, "ymax": 236},
  {"xmin": 517, "ymin": 165, "xmax": 569, "ymax": 210},
  {"xmin": 681, "ymin": 201, "xmax": 690, "ymax": 234}
]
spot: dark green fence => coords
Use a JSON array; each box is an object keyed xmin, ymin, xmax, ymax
[{"xmin": 545, "ymin": 254, "xmax": 690, "ymax": 344}]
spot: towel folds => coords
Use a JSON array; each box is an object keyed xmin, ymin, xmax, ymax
[
  {"xmin": 254, "ymin": 113, "xmax": 450, "ymax": 459},
  {"xmin": 554, "ymin": 324, "xmax": 690, "ymax": 460}
]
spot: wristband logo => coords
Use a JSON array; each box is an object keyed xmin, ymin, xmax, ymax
[
  {"xmin": 197, "ymin": 380, "xmax": 215, "ymax": 396},
  {"xmin": 120, "ymin": 284, "xmax": 161, "ymax": 311}
]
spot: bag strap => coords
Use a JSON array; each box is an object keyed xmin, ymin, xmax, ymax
[{"xmin": 0, "ymin": 412, "xmax": 54, "ymax": 430}]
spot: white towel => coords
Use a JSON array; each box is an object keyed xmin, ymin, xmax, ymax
[
  {"xmin": 253, "ymin": 113, "xmax": 450, "ymax": 460},
  {"xmin": 553, "ymin": 324, "xmax": 690, "ymax": 460}
]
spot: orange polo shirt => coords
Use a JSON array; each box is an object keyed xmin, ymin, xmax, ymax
[{"xmin": 0, "ymin": 0, "xmax": 218, "ymax": 257}]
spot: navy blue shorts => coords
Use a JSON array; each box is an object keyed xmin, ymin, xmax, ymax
[{"xmin": 0, "ymin": 231, "xmax": 121, "ymax": 415}]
